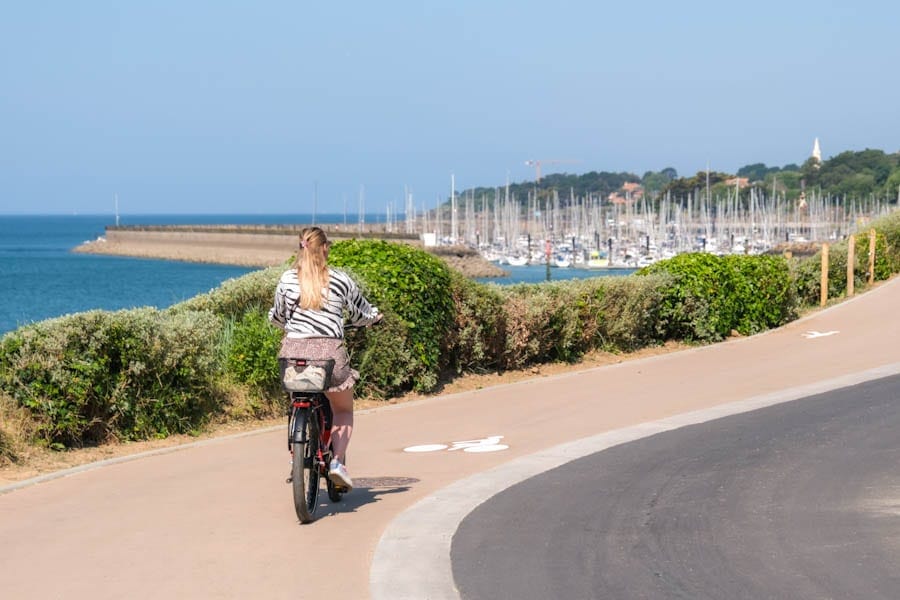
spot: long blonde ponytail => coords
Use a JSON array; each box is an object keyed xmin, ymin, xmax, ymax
[{"xmin": 294, "ymin": 227, "xmax": 330, "ymax": 310}]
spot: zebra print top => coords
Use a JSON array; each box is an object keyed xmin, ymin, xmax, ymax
[{"xmin": 268, "ymin": 267, "xmax": 380, "ymax": 339}]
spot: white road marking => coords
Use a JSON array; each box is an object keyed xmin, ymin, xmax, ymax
[
  {"xmin": 403, "ymin": 436, "xmax": 509, "ymax": 454},
  {"xmin": 403, "ymin": 444, "xmax": 450, "ymax": 453},
  {"xmin": 463, "ymin": 444, "xmax": 509, "ymax": 453},
  {"xmin": 448, "ymin": 436, "xmax": 505, "ymax": 452},
  {"xmin": 803, "ymin": 330, "xmax": 840, "ymax": 339}
]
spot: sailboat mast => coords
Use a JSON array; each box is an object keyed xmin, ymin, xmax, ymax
[{"xmin": 451, "ymin": 174, "xmax": 458, "ymax": 244}]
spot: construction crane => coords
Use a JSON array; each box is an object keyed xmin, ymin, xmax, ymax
[{"xmin": 524, "ymin": 159, "xmax": 581, "ymax": 183}]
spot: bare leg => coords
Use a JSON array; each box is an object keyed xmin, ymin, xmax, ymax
[{"xmin": 325, "ymin": 387, "xmax": 354, "ymax": 463}]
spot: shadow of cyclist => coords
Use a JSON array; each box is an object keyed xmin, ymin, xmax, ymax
[{"xmin": 312, "ymin": 476, "xmax": 419, "ymax": 518}]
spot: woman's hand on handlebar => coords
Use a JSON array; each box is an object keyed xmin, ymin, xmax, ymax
[{"xmin": 348, "ymin": 314, "xmax": 383, "ymax": 329}]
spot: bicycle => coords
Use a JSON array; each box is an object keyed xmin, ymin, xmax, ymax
[{"xmin": 279, "ymin": 357, "xmax": 347, "ymax": 523}]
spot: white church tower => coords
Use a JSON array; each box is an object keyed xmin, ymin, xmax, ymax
[{"xmin": 811, "ymin": 138, "xmax": 822, "ymax": 163}]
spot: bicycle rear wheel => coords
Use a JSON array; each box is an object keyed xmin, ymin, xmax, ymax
[{"xmin": 290, "ymin": 408, "xmax": 321, "ymax": 523}]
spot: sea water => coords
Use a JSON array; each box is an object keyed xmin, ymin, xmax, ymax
[
  {"xmin": 477, "ymin": 264, "xmax": 635, "ymax": 285},
  {"xmin": 0, "ymin": 215, "xmax": 266, "ymax": 335},
  {"xmin": 0, "ymin": 214, "xmax": 634, "ymax": 336}
]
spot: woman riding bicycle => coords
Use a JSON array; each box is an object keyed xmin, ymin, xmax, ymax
[{"xmin": 268, "ymin": 226, "xmax": 381, "ymax": 491}]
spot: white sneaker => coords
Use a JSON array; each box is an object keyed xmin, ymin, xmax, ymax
[{"xmin": 328, "ymin": 459, "xmax": 353, "ymax": 491}]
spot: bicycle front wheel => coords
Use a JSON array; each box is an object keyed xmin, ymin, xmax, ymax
[{"xmin": 290, "ymin": 409, "xmax": 321, "ymax": 523}]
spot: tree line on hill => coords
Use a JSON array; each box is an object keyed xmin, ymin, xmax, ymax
[{"xmin": 454, "ymin": 148, "xmax": 900, "ymax": 209}]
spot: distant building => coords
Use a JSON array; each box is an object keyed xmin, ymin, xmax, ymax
[
  {"xmin": 724, "ymin": 177, "xmax": 750, "ymax": 189},
  {"xmin": 607, "ymin": 181, "xmax": 644, "ymax": 204},
  {"xmin": 811, "ymin": 138, "xmax": 822, "ymax": 165}
]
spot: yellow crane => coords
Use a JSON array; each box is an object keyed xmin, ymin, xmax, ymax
[{"xmin": 524, "ymin": 159, "xmax": 581, "ymax": 183}]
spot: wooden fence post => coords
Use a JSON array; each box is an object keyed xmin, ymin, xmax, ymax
[
  {"xmin": 847, "ymin": 235, "xmax": 855, "ymax": 297},
  {"xmin": 820, "ymin": 243, "xmax": 829, "ymax": 307},
  {"xmin": 868, "ymin": 228, "xmax": 877, "ymax": 285}
]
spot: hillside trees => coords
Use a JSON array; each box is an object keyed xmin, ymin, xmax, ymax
[
  {"xmin": 449, "ymin": 148, "xmax": 900, "ymax": 213},
  {"xmin": 815, "ymin": 149, "xmax": 898, "ymax": 197},
  {"xmin": 461, "ymin": 170, "xmax": 642, "ymax": 210},
  {"xmin": 641, "ymin": 167, "xmax": 679, "ymax": 198}
]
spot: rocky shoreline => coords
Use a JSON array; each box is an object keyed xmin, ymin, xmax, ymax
[
  {"xmin": 425, "ymin": 245, "xmax": 507, "ymax": 278},
  {"xmin": 74, "ymin": 234, "xmax": 508, "ymax": 279}
]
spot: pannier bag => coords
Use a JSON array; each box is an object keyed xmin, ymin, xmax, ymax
[{"xmin": 279, "ymin": 358, "xmax": 335, "ymax": 393}]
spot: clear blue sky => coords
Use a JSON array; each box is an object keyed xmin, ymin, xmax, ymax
[{"xmin": 2, "ymin": 1, "xmax": 898, "ymax": 215}]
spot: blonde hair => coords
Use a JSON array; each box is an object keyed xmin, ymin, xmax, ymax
[{"xmin": 294, "ymin": 227, "xmax": 330, "ymax": 310}]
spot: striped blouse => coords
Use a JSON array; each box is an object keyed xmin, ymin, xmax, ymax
[{"xmin": 268, "ymin": 267, "xmax": 380, "ymax": 339}]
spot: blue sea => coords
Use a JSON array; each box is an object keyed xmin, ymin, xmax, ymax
[
  {"xmin": 0, "ymin": 214, "xmax": 299, "ymax": 336},
  {"xmin": 0, "ymin": 214, "xmax": 633, "ymax": 336},
  {"xmin": 479, "ymin": 264, "xmax": 636, "ymax": 285}
]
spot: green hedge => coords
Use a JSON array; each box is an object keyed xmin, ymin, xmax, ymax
[
  {"xmin": 329, "ymin": 239, "xmax": 455, "ymax": 393},
  {"xmin": 565, "ymin": 273, "xmax": 672, "ymax": 352},
  {"xmin": 0, "ymin": 308, "xmax": 221, "ymax": 447},
  {"xmin": 445, "ymin": 271, "xmax": 507, "ymax": 374},
  {"xmin": 0, "ymin": 395, "xmax": 16, "ymax": 464},
  {"xmin": 872, "ymin": 210, "xmax": 900, "ymax": 267},
  {"xmin": 491, "ymin": 274, "xmax": 673, "ymax": 368},
  {"xmin": 638, "ymin": 253, "xmax": 796, "ymax": 341},
  {"xmin": 223, "ymin": 307, "xmax": 282, "ymax": 393},
  {"xmin": 3, "ymin": 213, "xmax": 900, "ymax": 450},
  {"xmin": 792, "ymin": 220, "xmax": 900, "ymax": 306}
]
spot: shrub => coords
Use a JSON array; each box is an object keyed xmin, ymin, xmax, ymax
[
  {"xmin": 847, "ymin": 227, "xmax": 899, "ymax": 282},
  {"xmin": 345, "ymin": 315, "xmax": 421, "ymax": 398},
  {"xmin": 489, "ymin": 274, "xmax": 673, "ymax": 369},
  {"xmin": 792, "ymin": 249, "xmax": 842, "ymax": 306},
  {"xmin": 573, "ymin": 274, "xmax": 672, "ymax": 351},
  {"xmin": 790, "ymin": 255, "xmax": 816, "ymax": 307},
  {"xmin": 0, "ymin": 308, "xmax": 222, "ymax": 447},
  {"xmin": 0, "ymin": 391, "xmax": 34, "ymax": 465},
  {"xmin": 791, "ymin": 229, "xmax": 897, "ymax": 306},
  {"xmin": 329, "ymin": 240, "xmax": 455, "ymax": 394},
  {"xmin": 170, "ymin": 266, "xmax": 288, "ymax": 401},
  {"xmin": 637, "ymin": 253, "xmax": 731, "ymax": 341},
  {"xmin": 496, "ymin": 282, "xmax": 587, "ymax": 368},
  {"xmin": 0, "ymin": 395, "xmax": 17, "ymax": 464},
  {"xmin": 224, "ymin": 307, "xmax": 283, "ymax": 392},
  {"xmin": 0, "ymin": 430, "xmax": 12, "ymax": 465},
  {"xmin": 639, "ymin": 253, "xmax": 796, "ymax": 340},
  {"xmin": 869, "ymin": 210, "xmax": 900, "ymax": 268},
  {"xmin": 445, "ymin": 271, "xmax": 507, "ymax": 374},
  {"xmin": 724, "ymin": 254, "xmax": 797, "ymax": 334}
]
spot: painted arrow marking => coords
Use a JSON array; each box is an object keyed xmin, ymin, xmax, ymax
[{"xmin": 803, "ymin": 330, "xmax": 840, "ymax": 339}]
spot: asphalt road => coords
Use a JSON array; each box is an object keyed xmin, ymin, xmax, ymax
[{"xmin": 452, "ymin": 373, "xmax": 900, "ymax": 599}]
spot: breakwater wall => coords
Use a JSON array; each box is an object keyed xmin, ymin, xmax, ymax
[
  {"xmin": 76, "ymin": 225, "xmax": 419, "ymax": 267},
  {"xmin": 104, "ymin": 224, "xmax": 422, "ymax": 248},
  {"xmin": 76, "ymin": 225, "xmax": 505, "ymax": 276}
]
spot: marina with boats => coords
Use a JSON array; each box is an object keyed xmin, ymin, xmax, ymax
[
  {"xmin": 78, "ymin": 145, "xmax": 899, "ymax": 280},
  {"xmin": 408, "ymin": 181, "xmax": 897, "ymax": 270}
]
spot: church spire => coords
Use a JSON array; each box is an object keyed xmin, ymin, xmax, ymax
[{"xmin": 812, "ymin": 137, "xmax": 822, "ymax": 163}]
